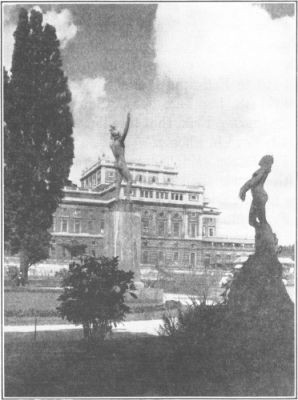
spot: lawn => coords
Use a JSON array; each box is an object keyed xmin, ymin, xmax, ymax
[
  {"xmin": 4, "ymin": 287, "xmax": 179, "ymax": 325},
  {"xmin": 5, "ymin": 327, "xmax": 294, "ymax": 397}
]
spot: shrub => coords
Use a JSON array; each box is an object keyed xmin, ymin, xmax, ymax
[
  {"xmin": 160, "ymin": 299, "xmax": 227, "ymax": 344},
  {"xmin": 57, "ymin": 256, "xmax": 136, "ymax": 340},
  {"xmin": 6, "ymin": 265, "xmax": 19, "ymax": 282}
]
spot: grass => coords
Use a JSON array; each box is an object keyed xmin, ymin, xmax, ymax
[
  {"xmin": 5, "ymin": 326, "xmax": 294, "ymax": 397},
  {"xmin": 4, "ymin": 287, "xmax": 180, "ymax": 324},
  {"xmin": 5, "ymin": 331, "xmax": 170, "ymax": 397}
]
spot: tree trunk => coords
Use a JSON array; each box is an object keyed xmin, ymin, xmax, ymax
[
  {"xmin": 83, "ymin": 322, "xmax": 91, "ymax": 339},
  {"xmin": 19, "ymin": 248, "xmax": 29, "ymax": 285}
]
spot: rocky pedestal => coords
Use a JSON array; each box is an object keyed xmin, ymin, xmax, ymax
[
  {"xmin": 103, "ymin": 200, "xmax": 163, "ymax": 304},
  {"xmin": 224, "ymin": 223, "xmax": 294, "ymax": 395},
  {"xmin": 227, "ymin": 223, "xmax": 293, "ymax": 315}
]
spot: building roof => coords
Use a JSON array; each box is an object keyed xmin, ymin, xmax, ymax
[{"xmin": 81, "ymin": 158, "xmax": 179, "ymax": 180}]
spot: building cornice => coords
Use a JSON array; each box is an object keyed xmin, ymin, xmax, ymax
[{"xmin": 52, "ymin": 233, "xmax": 104, "ymax": 238}]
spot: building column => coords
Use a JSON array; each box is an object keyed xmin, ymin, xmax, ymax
[
  {"xmin": 197, "ymin": 214, "xmax": 203, "ymax": 237},
  {"xmin": 152, "ymin": 210, "xmax": 157, "ymax": 235},
  {"xmin": 167, "ymin": 212, "xmax": 171, "ymax": 236},
  {"xmin": 101, "ymin": 166, "xmax": 106, "ymax": 184},
  {"xmin": 184, "ymin": 213, "xmax": 188, "ymax": 239}
]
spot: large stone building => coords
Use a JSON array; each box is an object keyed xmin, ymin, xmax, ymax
[{"xmin": 49, "ymin": 157, "xmax": 254, "ymax": 271}]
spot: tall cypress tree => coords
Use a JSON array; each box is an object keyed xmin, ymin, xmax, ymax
[{"xmin": 4, "ymin": 8, "xmax": 74, "ymax": 282}]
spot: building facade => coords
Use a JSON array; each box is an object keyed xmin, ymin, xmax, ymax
[{"xmin": 49, "ymin": 157, "xmax": 254, "ymax": 270}]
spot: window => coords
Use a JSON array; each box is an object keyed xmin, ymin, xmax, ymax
[
  {"xmin": 171, "ymin": 193, "xmax": 175, "ymax": 200},
  {"xmin": 140, "ymin": 190, "xmax": 144, "ymax": 197},
  {"xmin": 96, "ymin": 171, "xmax": 101, "ymax": 183},
  {"xmin": 190, "ymin": 252, "xmax": 196, "ymax": 266},
  {"xmin": 158, "ymin": 251, "xmax": 164, "ymax": 262},
  {"xmin": 160, "ymin": 192, "xmax": 164, "ymax": 199},
  {"xmin": 145, "ymin": 191, "xmax": 149, "ymax": 198},
  {"xmin": 202, "ymin": 226, "xmax": 206, "ymax": 237},
  {"xmin": 190, "ymin": 223, "xmax": 196, "ymax": 238},
  {"xmin": 179, "ymin": 194, "xmax": 183, "ymax": 201},
  {"xmin": 100, "ymin": 220, "xmax": 105, "ymax": 233},
  {"xmin": 156, "ymin": 191, "xmax": 160, "ymax": 199},
  {"xmin": 149, "ymin": 191, "xmax": 153, "ymax": 198},
  {"xmin": 149, "ymin": 175, "xmax": 157, "ymax": 183},
  {"xmin": 88, "ymin": 220, "xmax": 94, "ymax": 233},
  {"xmin": 158, "ymin": 221, "xmax": 165, "ymax": 236},
  {"xmin": 165, "ymin": 192, "xmax": 168, "ymax": 199},
  {"xmin": 106, "ymin": 170, "xmax": 115, "ymax": 182},
  {"xmin": 142, "ymin": 251, "xmax": 149, "ymax": 264},
  {"xmin": 142, "ymin": 219, "xmax": 149, "ymax": 233},
  {"xmin": 173, "ymin": 222, "xmax": 180, "ymax": 237},
  {"xmin": 209, "ymin": 228, "xmax": 214, "ymax": 237},
  {"xmin": 73, "ymin": 209, "xmax": 81, "ymax": 217},
  {"xmin": 61, "ymin": 219, "xmax": 68, "ymax": 232},
  {"xmin": 204, "ymin": 254, "xmax": 210, "ymax": 266},
  {"xmin": 189, "ymin": 194, "xmax": 197, "ymax": 201},
  {"xmin": 173, "ymin": 251, "xmax": 179, "ymax": 262},
  {"xmin": 74, "ymin": 220, "xmax": 81, "ymax": 233}
]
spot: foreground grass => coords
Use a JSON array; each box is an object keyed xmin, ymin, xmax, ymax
[
  {"xmin": 5, "ymin": 327, "xmax": 294, "ymax": 397},
  {"xmin": 4, "ymin": 287, "xmax": 174, "ymax": 323}
]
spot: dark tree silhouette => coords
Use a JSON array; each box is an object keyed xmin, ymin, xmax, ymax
[{"xmin": 4, "ymin": 8, "xmax": 74, "ymax": 283}]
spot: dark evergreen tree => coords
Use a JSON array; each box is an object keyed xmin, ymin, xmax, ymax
[{"xmin": 4, "ymin": 8, "xmax": 74, "ymax": 282}]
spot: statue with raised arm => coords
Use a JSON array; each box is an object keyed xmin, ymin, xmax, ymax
[
  {"xmin": 239, "ymin": 155, "xmax": 274, "ymax": 228},
  {"xmin": 110, "ymin": 112, "xmax": 133, "ymax": 200}
]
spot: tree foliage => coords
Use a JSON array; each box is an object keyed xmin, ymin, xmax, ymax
[
  {"xmin": 57, "ymin": 256, "xmax": 137, "ymax": 340},
  {"xmin": 4, "ymin": 8, "xmax": 74, "ymax": 281}
]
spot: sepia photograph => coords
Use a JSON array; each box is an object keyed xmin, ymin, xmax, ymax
[{"xmin": 2, "ymin": 1, "xmax": 296, "ymax": 397}]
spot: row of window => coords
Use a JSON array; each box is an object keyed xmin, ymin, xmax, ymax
[
  {"xmin": 82, "ymin": 170, "xmax": 173, "ymax": 188},
  {"xmin": 57, "ymin": 209, "xmax": 96, "ymax": 219},
  {"xmin": 208, "ymin": 242, "xmax": 253, "ymax": 248},
  {"xmin": 53, "ymin": 218, "xmax": 105, "ymax": 234},
  {"xmin": 141, "ymin": 250, "xmax": 244, "ymax": 265},
  {"xmin": 142, "ymin": 250, "xmax": 197, "ymax": 266},
  {"xmin": 142, "ymin": 219, "xmax": 214, "ymax": 237},
  {"xmin": 139, "ymin": 190, "xmax": 201, "ymax": 202},
  {"xmin": 82, "ymin": 171, "xmax": 101, "ymax": 188}
]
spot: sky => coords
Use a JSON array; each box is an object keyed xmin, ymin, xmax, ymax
[{"xmin": 3, "ymin": 2, "xmax": 296, "ymax": 245}]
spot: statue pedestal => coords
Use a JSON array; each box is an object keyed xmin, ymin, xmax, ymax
[
  {"xmin": 104, "ymin": 200, "xmax": 141, "ymax": 281},
  {"xmin": 103, "ymin": 200, "xmax": 162, "ymax": 304}
]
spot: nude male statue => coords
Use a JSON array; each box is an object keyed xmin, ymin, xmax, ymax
[
  {"xmin": 239, "ymin": 155, "xmax": 274, "ymax": 228},
  {"xmin": 110, "ymin": 112, "xmax": 133, "ymax": 200}
]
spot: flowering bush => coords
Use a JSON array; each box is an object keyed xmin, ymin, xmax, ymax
[{"xmin": 57, "ymin": 256, "xmax": 136, "ymax": 340}]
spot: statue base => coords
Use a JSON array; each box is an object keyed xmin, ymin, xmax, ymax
[
  {"xmin": 224, "ymin": 224, "xmax": 294, "ymax": 394},
  {"xmin": 103, "ymin": 200, "xmax": 163, "ymax": 305},
  {"xmin": 104, "ymin": 200, "xmax": 141, "ymax": 281}
]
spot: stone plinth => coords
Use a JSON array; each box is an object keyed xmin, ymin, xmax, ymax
[
  {"xmin": 225, "ymin": 223, "xmax": 294, "ymax": 391},
  {"xmin": 103, "ymin": 200, "xmax": 141, "ymax": 281}
]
